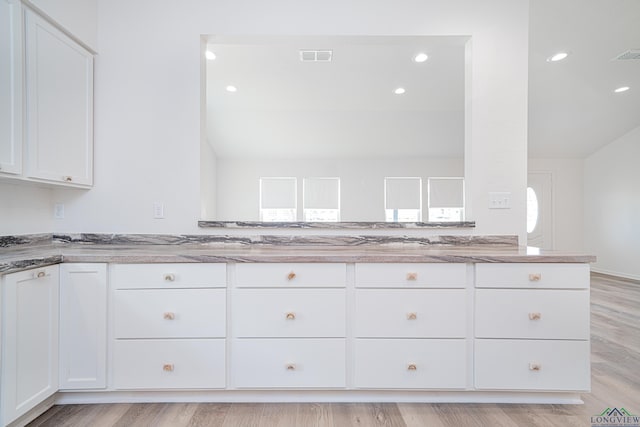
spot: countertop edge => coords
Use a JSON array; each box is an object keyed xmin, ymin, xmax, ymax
[{"xmin": 1, "ymin": 248, "xmax": 596, "ymax": 275}]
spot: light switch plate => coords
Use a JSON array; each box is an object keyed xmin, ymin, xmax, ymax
[
  {"xmin": 153, "ymin": 202, "xmax": 165, "ymax": 219},
  {"xmin": 489, "ymin": 192, "xmax": 511, "ymax": 209}
]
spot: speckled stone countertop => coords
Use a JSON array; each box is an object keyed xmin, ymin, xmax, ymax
[{"xmin": 0, "ymin": 233, "xmax": 596, "ymax": 275}]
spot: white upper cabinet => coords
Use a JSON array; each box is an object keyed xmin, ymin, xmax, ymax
[
  {"xmin": 24, "ymin": 8, "xmax": 94, "ymax": 186},
  {"xmin": 0, "ymin": 0, "xmax": 23, "ymax": 176}
]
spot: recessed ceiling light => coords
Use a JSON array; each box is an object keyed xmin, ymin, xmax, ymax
[
  {"xmin": 394, "ymin": 87, "xmax": 406, "ymax": 95},
  {"xmin": 547, "ymin": 52, "xmax": 569, "ymax": 62},
  {"xmin": 205, "ymin": 50, "xmax": 216, "ymax": 60},
  {"xmin": 614, "ymin": 86, "xmax": 630, "ymax": 93},
  {"xmin": 226, "ymin": 85, "xmax": 237, "ymax": 92},
  {"xmin": 413, "ymin": 52, "xmax": 428, "ymax": 63}
]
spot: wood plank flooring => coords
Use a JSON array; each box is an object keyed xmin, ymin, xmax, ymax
[{"xmin": 28, "ymin": 273, "xmax": 640, "ymax": 427}]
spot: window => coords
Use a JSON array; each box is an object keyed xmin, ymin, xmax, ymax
[
  {"xmin": 427, "ymin": 177, "xmax": 464, "ymax": 222},
  {"xmin": 384, "ymin": 177, "xmax": 422, "ymax": 222},
  {"xmin": 303, "ymin": 177, "xmax": 340, "ymax": 222},
  {"xmin": 259, "ymin": 177, "xmax": 297, "ymax": 222},
  {"xmin": 526, "ymin": 186, "xmax": 539, "ymax": 233}
]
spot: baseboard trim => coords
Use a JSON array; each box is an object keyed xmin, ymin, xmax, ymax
[
  {"xmin": 591, "ymin": 268, "xmax": 640, "ymax": 283},
  {"xmin": 55, "ymin": 390, "xmax": 585, "ymax": 405}
]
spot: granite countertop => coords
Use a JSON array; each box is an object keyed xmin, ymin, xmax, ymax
[{"xmin": 0, "ymin": 237, "xmax": 597, "ymax": 275}]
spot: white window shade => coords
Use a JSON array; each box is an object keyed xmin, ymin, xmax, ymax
[
  {"xmin": 385, "ymin": 177, "xmax": 422, "ymax": 209},
  {"xmin": 303, "ymin": 178, "xmax": 340, "ymax": 209},
  {"xmin": 428, "ymin": 178, "xmax": 464, "ymax": 208},
  {"xmin": 260, "ymin": 177, "xmax": 296, "ymax": 209}
]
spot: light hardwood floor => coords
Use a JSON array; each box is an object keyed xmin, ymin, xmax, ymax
[{"xmin": 29, "ymin": 273, "xmax": 640, "ymax": 426}]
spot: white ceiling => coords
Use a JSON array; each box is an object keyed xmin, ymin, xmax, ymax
[
  {"xmin": 206, "ymin": 1, "xmax": 640, "ymax": 160},
  {"xmin": 528, "ymin": 0, "xmax": 640, "ymax": 158},
  {"xmin": 206, "ymin": 36, "xmax": 466, "ymax": 159}
]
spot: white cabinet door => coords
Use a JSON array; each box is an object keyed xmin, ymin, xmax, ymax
[
  {"xmin": 0, "ymin": 0, "xmax": 23, "ymax": 176},
  {"xmin": 59, "ymin": 263, "xmax": 107, "ymax": 390},
  {"xmin": 24, "ymin": 8, "xmax": 93, "ymax": 186},
  {"xmin": 1, "ymin": 265, "xmax": 59, "ymax": 426}
]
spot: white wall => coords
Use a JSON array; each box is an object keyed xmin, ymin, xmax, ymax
[
  {"xmin": 25, "ymin": 0, "xmax": 527, "ymax": 238},
  {"xmin": 584, "ymin": 125, "xmax": 640, "ymax": 280},
  {"xmin": 528, "ymin": 158, "xmax": 584, "ymax": 251},
  {"xmin": 214, "ymin": 157, "xmax": 463, "ymax": 221},
  {"xmin": 0, "ymin": 182, "xmax": 53, "ymax": 235}
]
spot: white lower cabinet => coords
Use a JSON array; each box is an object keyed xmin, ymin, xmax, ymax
[
  {"xmin": 354, "ymin": 339, "xmax": 467, "ymax": 389},
  {"xmin": 110, "ymin": 263, "xmax": 227, "ymax": 390},
  {"xmin": 1, "ymin": 265, "xmax": 59, "ymax": 426},
  {"xmin": 352, "ymin": 264, "xmax": 469, "ymax": 390},
  {"xmin": 113, "ymin": 339, "xmax": 226, "ymax": 389},
  {"xmin": 231, "ymin": 263, "xmax": 347, "ymax": 389},
  {"xmin": 1, "ymin": 260, "xmax": 588, "ymax": 407},
  {"xmin": 474, "ymin": 263, "xmax": 590, "ymax": 392},
  {"xmin": 59, "ymin": 263, "xmax": 107, "ymax": 390},
  {"xmin": 232, "ymin": 339, "xmax": 346, "ymax": 388}
]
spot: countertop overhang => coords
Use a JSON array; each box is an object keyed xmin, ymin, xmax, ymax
[{"xmin": 1, "ymin": 239, "xmax": 596, "ymax": 275}]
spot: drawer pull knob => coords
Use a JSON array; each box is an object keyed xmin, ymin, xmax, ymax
[
  {"xmin": 163, "ymin": 364, "xmax": 174, "ymax": 372},
  {"xmin": 406, "ymin": 272, "xmax": 418, "ymax": 281},
  {"xmin": 287, "ymin": 271, "xmax": 296, "ymax": 281},
  {"xmin": 286, "ymin": 364, "xmax": 296, "ymax": 371},
  {"xmin": 164, "ymin": 273, "xmax": 176, "ymax": 282},
  {"xmin": 529, "ymin": 273, "xmax": 542, "ymax": 282},
  {"xmin": 528, "ymin": 312, "xmax": 541, "ymax": 321},
  {"xmin": 407, "ymin": 364, "xmax": 417, "ymax": 371},
  {"xmin": 164, "ymin": 312, "xmax": 176, "ymax": 320},
  {"xmin": 64, "ymin": 176, "xmax": 73, "ymax": 182},
  {"xmin": 285, "ymin": 312, "xmax": 296, "ymax": 320},
  {"xmin": 36, "ymin": 271, "xmax": 46, "ymax": 278},
  {"xmin": 529, "ymin": 363, "xmax": 541, "ymax": 371},
  {"xmin": 407, "ymin": 312, "xmax": 417, "ymax": 320}
]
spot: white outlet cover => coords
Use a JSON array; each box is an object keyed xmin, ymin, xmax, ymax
[{"xmin": 54, "ymin": 203, "xmax": 65, "ymax": 219}]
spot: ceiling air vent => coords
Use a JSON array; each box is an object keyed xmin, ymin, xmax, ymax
[
  {"xmin": 612, "ymin": 49, "xmax": 640, "ymax": 61},
  {"xmin": 299, "ymin": 50, "xmax": 333, "ymax": 62}
]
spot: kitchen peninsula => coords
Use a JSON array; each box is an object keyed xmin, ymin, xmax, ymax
[{"xmin": 0, "ymin": 232, "xmax": 594, "ymax": 427}]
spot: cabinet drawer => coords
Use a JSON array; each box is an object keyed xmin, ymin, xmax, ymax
[
  {"xmin": 355, "ymin": 263, "xmax": 466, "ymax": 288},
  {"xmin": 114, "ymin": 289, "xmax": 226, "ymax": 338},
  {"xmin": 475, "ymin": 289, "xmax": 589, "ymax": 339},
  {"xmin": 475, "ymin": 263, "xmax": 589, "ymax": 289},
  {"xmin": 354, "ymin": 339, "xmax": 467, "ymax": 389},
  {"xmin": 235, "ymin": 263, "xmax": 346, "ymax": 288},
  {"xmin": 232, "ymin": 339, "xmax": 345, "ymax": 388},
  {"xmin": 355, "ymin": 289, "xmax": 466, "ymax": 338},
  {"xmin": 475, "ymin": 339, "xmax": 590, "ymax": 391},
  {"xmin": 113, "ymin": 339, "xmax": 225, "ymax": 389},
  {"xmin": 233, "ymin": 289, "xmax": 345, "ymax": 337},
  {"xmin": 111, "ymin": 263, "xmax": 226, "ymax": 289}
]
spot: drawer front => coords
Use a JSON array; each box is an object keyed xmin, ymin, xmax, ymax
[
  {"xmin": 355, "ymin": 263, "xmax": 466, "ymax": 288},
  {"xmin": 475, "ymin": 263, "xmax": 589, "ymax": 289},
  {"xmin": 235, "ymin": 263, "xmax": 346, "ymax": 288},
  {"xmin": 232, "ymin": 339, "xmax": 345, "ymax": 388},
  {"xmin": 354, "ymin": 339, "xmax": 467, "ymax": 389},
  {"xmin": 355, "ymin": 289, "xmax": 466, "ymax": 338},
  {"xmin": 475, "ymin": 339, "xmax": 590, "ymax": 391},
  {"xmin": 233, "ymin": 289, "xmax": 345, "ymax": 337},
  {"xmin": 114, "ymin": 289, "xmax": 226, "ymax": 338},
  {"xmin": 475, "ymin": 289, "xmax": 589, "ymax": 339},
  {"xmin": 113, "ymin": 339, "xmax": 225, "ymax": 389},
  {"xmin": 111, "ymin": 263, "xmax": 226, "ymax": 289}
]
